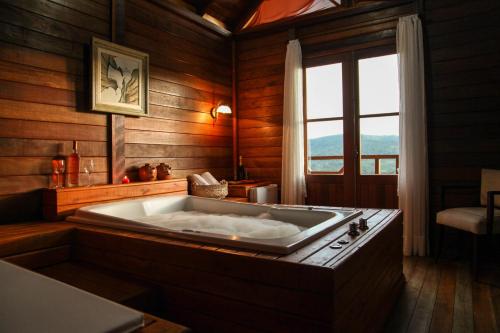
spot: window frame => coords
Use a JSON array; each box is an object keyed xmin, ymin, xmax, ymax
[
  {"xmin": 303, "ymin": 53, "xmax": 353, "ymax": 177},
  {"xmin": 303, "ymin": 45, "xmax": 399, "ymax": 178},
  {"xmin": 354, "ymin": 45, "xmax": 399, "ymax": 177}
]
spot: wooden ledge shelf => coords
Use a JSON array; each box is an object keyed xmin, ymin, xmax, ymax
[{"xmin": 43, "ymin": 179, "xmax": 188, "ymax": 221}]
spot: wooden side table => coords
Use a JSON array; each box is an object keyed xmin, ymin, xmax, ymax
[{"xmin": 225, "ymin": 180, "xmax": 274, "ymax": 202}]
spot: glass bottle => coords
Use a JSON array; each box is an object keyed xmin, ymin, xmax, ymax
[
  {"xmin": 66, "ymin": 140, "xmax": 81, "ymax": 187},
  {"xmin": 237, "ymin": 155, "xmax": 248, "ymax": 180}
]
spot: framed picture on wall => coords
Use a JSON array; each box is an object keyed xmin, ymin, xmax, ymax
[{"xmin": 91, "ymin": 37, "xmax": 149, "ymax": 116}]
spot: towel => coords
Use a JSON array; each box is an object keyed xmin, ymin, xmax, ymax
[
  {"xmin": 191, "ymin": 174, "xmax": 209, "ymax": 185},
  {"xmin": 201, "ymin": 171, "xmax": 220, "ymax": 185}
]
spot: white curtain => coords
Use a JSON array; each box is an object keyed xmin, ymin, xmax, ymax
[
  {"xmin": 281, "ymin": 39, "xmax": 306, "ymax": 205},
  {"xmin": 397, "ymin": 15, "xmax": 428, "ymax": 256}
]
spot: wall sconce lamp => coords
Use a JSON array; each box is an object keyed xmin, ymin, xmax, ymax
[{"xmin": 211, "ymin": 104, "xmax": 232, "ymax": 123}]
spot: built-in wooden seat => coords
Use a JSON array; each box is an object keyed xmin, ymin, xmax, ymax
[
  {"xmin": 0, "ymin": 222, "xmax": 190, "ymax": 333},
  {"xmin": 37, "ymin": 262, "xmax": 160, "ymax": 314}
]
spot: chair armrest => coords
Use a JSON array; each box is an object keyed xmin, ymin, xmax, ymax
[
  {"xmin": 438, "ymin": 183, "xmax": 480, "ymax": 211},
  {"xmin": 486, "ymin": 191, "xmax": 500, "ymax": 235}
]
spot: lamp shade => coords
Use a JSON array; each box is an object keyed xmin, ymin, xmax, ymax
[{"xmin": 216, "ymin": 104, "xmax": 232, "ymax": 114}]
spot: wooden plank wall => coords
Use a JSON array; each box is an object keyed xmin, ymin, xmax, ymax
[
  {"xmin": 0, "ymin": 0, "xmax": 111, "ymax": 222},
  {"xmin": 424, "ymin": 0, "xmax": 500, "ymax": 217},
  {"xmin": 235, "ymin": 2, "xmax": 416, "ymax": 206},
  {"xmin": 236, "ymin": 30, "xmax": 288, "ymax": 184},
  {"xmin": 0, "ymin": 0, "xmax": 233, "ymax": 222},
  {"xmin": 122, "ymin": 0, "xmax": 233, "ymax": 181}
]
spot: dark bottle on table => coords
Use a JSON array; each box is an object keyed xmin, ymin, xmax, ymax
[{"xmin": 237, "ymin": 155, "xmax": 248, "ymax": 180}]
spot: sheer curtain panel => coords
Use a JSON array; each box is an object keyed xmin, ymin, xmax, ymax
[
  {"xmin": 281, "ymin": 39, "xmax": 306, "ymax": 205},
  {"xmin": 397, "ymin": 15, "xmax": 429, "ymax": 256}
]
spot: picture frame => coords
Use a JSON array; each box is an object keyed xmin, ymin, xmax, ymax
[{"xmin": 91, "ymin": 37, "xmax": 149, "ymax": 116}]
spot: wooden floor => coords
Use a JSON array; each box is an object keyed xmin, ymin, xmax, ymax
[{"xmin": 385, "ymin": 256, "xmax": 500, "ymax": 333}]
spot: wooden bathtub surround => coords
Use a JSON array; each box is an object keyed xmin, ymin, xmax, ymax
[
  {"xmin": 0, "ymin": 208, "xmax": 402, "ymax": 332},
  {"xmin": 42, "ymin": 178, "xmax": 188, "ymax": 220}
]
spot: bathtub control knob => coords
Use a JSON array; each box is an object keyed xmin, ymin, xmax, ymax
[
  {"xmin": 359, "ymin": 218, "xmax": 369, "ymax": 231},
  {"xmin": 330, "ymin": 244, "xmax": 342, "ymax": 250},
  {"xmin": 338, "ymin": 239, "xmax": 349, "ymax": 245},
  {"xmin": 348, "ymin": 222, "xmax": 360, "ymax": 237}
]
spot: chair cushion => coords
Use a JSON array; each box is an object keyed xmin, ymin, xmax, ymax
[
  {"xmin": 437, "ymin": 207, "xmax": 500, "ymax": 234},
  {"xmin": 481, "ymin": 169, "xmax": 500, "ymax": 207}
]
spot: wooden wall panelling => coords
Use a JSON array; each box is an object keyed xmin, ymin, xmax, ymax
[
  {"xmin": 423, "ymin": 0, "xmax": 500, "ymax": 245},
  {"xmin": 122, "ymin": 0, "xmax": 233, "ymax": 182},
  {"xmin": 109, "ymin": 0, "xmax": 126, "ymax": 184},
  {"xmin": 0, "ymin": 0, "xmax": 235, "ymax": 222},
  {"xmin": 110, "ymin": 114, "xmax": 126, "ymax": 184},
  {"xmin": 0, "ymin": 0, "xmax": 111, "ymax": 222},
  {"xmin": 236, "ymin": 30, "xmax": 287, "ymax": 184},
  {"xmin": 232, "ymin": 40, "xmax": 238, "ymax": 180}
]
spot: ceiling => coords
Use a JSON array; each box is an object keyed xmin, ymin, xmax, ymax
[
  {"xmin": 163, "ymin": 0, "xmax": 393, "ymax": 33},
  {"xmin": 175, "ymin": 0, "xmax": 263, "ymax": 31}
]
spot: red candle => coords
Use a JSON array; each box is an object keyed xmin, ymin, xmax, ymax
[{"xmin": 122, "ymin": 175, "xmax": 130, "ymax": 184}]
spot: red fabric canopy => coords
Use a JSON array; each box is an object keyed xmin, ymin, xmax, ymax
[{"xmin": 245, "ymin": 0, "xmax": 334, "ymax": 28}]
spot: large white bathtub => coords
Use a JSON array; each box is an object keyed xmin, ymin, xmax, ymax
[{"xmin": 67, "ymin": 195, "xmax": 362, "ymax": 254}]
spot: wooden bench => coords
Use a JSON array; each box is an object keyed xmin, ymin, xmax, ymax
[
  {"xmin": 37, "ymin": 261, "xmax": 160, "ymax": 314},
  {"xmin": 0, "ymin": 222, "xmax": 190, "ymax": 333}
]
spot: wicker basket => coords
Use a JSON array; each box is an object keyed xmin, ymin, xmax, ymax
[{"xmin": 190, "ymin": 179, "xmax": 228, "ymax": 199}]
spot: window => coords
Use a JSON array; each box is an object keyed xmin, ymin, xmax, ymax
[
  {"xmin": 304, "ymin": 51, "xmax": 400, "ymax": 176},
  {"xmin": 358, "ymin": 54, "xmax": 400, "ymax": 175},
  {"xmin": 305, "ymin": 63, "xmax": 344, "ymax": 174}
]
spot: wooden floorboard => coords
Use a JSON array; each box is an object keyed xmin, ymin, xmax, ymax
[
  {"xmin": 385, "ymin": 257, "xmax": 429, "ymax": 333},
  {"xmin": 429, "ymin": 261, "xmax": 456, "ymax": 333},
  {"xmin": 453, "ymin": 262, "xmax": 474, "ymax": 333},
  {"xmin": 407, "ymin": 260, "xmax": 440, "ymax": 333},
  {"xmin": 473, "ymin": 283, "xmax": 498, "ymax": 333},
  {"xmin": 385, "ymin": 256, "xmax": 500, "ymax": 333},
  {"xmin": 491, "ymin": 288, "xmax": 500, "ymax": 333}
]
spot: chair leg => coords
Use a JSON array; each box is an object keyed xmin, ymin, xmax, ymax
[
  {"xmin": 434, "ymin": 224, "xmax": 444, "ymax": 262},
  {"xmin": 472, "ymin": 234, "xmax": 479, "ymax": 280}
]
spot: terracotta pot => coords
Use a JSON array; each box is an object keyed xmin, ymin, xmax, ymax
[
  {"xmin": 138, "ymin": 163, "xmax": 157, "ymax": 181},
  {"xmin": 157, "ymin": 163, "xmax": 172, "ymax": 180}
]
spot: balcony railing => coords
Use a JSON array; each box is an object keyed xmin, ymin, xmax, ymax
[{"xmin": 309, "ymin": 154, "xmax": 399, "ymax": 175}]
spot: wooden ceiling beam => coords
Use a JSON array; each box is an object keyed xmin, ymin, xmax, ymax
[{"xmin": 149, "ymin": 0, "xmax": 231, "ymax": 36}]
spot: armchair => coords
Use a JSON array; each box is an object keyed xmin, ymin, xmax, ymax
[{"xmin": 436, "ymin": 169, "xmax": 500, "ymax": 277}]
